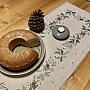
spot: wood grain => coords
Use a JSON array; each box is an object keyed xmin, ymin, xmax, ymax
[
  {"xmin": 0, "ymin": 0, "xmax": 90, "ymax": 90},
  {"xmin": 60, "ymin": 52, "xmax": 90, "ymax": 90}
]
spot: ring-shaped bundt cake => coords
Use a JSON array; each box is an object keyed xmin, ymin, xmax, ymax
[{"xmin": 0, "ymin": 29, "xmax": 40, "ymax": 70}]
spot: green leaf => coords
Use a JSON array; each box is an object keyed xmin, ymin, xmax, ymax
[
  {"xmin": 49, "ymin": 68, "xmax": 54, "ymax": 72},
  {"xmin": 64, "ymin": 51, "xmax": 69, "ymax": 54},
  {"xmin": 81, "ymin": 25, "xmax": 86, "ymax": 30},
  {"xmin": 80, "ymin": 18, "xmax": 83, "ymax": 20},
  {"xmin": 72, "ymin": 12, "xmax": 76, "ymax": 14},
  {"xmin": 72, "ymin": 12, "xmax": 76, "ymax": 16},
  {"xmin": 70, "ymin": 39, "xmax": 75, "ymax": 43},
  {"xmin": 43, "ymin": 65, "xmax": 49, "ymax": 71},
  {"xmin": 85, "ymin": 19, "xmax": 90, "ymax": 22},
  {"xmin": 49, "ymin": 22, "xmax": 53, "ymax": 25},
  {"xmin": 61, "ymin": 13, "xmax": 64, "ymax": 16},
  {"xmin": 17, "ymin": 89, "xmax": 21, "ymax": 90},
  {"xmin": 45, "ymin": 67, "xmax": 49, "ymax": 71},
  {"xmin": 43, "ymin": 65, "xmax": 46, "ymax": 71},
  {"xmin": 60, "ymin": 49, "xmax": 63, "ymax": 55},
  {"xmin": 81, "ymin": 28, "xmax": 86, "ymax": 30},
  {"xmin": 73, "ymin": 35, "xmax": 75, "ymax": 38},
  {"xmin": 55, "ymin": 52, "xmax": 59, "ymax": 54},
  {"xmin": 37, "ymin": 73, "xmax": 44, "ymax": 80},
  {"xmin": 40, "ymin": 35, "xmax": 45, "ymax": 38},
  {"xmin": 22, "ymin": 86, "xmax": 26, "ymax": 90},
  {"xmin": 60, "ymin": 56, "xmax": 63, "ymax": 62},
  {"xmin": 83, "ymin": 25, "xmax": 85, "ymax": 28},
  {"xmin": 65, "ymin": 16, "xmax": 69, "ymax": 18},
  {"xmin": 72, "ymin": 39, "xmax": 75, "ymax": 43},
  {"xmin": 87, "ymin": 29, "xmax": 90, "ymax": 31},
  {"xmin": 66, "ymin": 10, "xmax": 71, "ymax": 15},
  {"xmin": 56, "ymin": 56, "xmax": 60, "ymax": 59},
  {"xmin": 37, "ymin": 69, "xmax": 42, "ymax": 72},
  {"xmin": 40, "ymin": 32, "xmax": 44, "ymax": 34},
  {"xmin": 66, "ymin": 11, "xmax": 70, "ymax": 14},
  {"xmin": 76, "ymin": 34, "xmax": 81, "ymax": 39},
  {"xmin": 64, "ymin": 16, "xmax": 66, "ymax": 19},
  {"xmin": 76, "ymin": 40, "xmax": 80, "ymax": 44},
  {"xmin": 44, "ymin": 72, "xmax": 50, "ymax": 76}
]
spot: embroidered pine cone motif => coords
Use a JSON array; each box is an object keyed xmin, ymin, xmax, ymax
[{"xmin": 28, "ymin": 9, "xmax": 44, "ymax": 33}]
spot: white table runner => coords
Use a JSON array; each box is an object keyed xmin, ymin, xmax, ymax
[{"xmin": 0, "ymin": 2, "xmax": 90, "ymax": 90}]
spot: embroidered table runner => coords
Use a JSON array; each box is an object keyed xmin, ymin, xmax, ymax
[{"xmin": 0, "ymin": 2, "xmax": 90, "ymax": 90}]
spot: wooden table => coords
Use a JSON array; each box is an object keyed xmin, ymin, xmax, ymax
[{"xmin": 0, "ymin": 0, "xmax": 90, "ymax": 90}]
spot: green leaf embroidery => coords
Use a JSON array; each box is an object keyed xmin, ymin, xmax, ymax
[
  {"xmin": 40, "ymin": 35, "xmax": 45, "ymax": 38},
  {"xmin": 22, "ymin": 86, "xmax": 26, "ymax": 90},
  {"xmin": 72, "ymin": 39, "xmax": 75, "ymax": 43},
  {"xmin": 37, "ymin": 69, "xmax": 42, "ymax": 72},
  {"xmin": 65, "ymin": 16, "xmax": 69, "ymax": 18},
  {"xmin": 66, "ymin": 10, "xmax": 71, "ymax": 15},
  {"xmin": 63, "ymin": 56, "xmax": 66, "ymax": 58},
  {"xmin": 76, "ymin": 40, "xmax": 80, "ymax": 43},
  {"xmin": 49, "ymin": 22, "xmax": 53, "ymax": 25},
  {"xmin": 19, "ymin": 9, "xmax": 90, "ymax": 90},
  {"xmin": 66, "ymin": 11, "xmax": 71, "ymax": 14},
  {"xmin": 70, "ymin": 39, "xmax": 75, "ymax": 43},
  {"xmin": 72, "ymin": 12, "xmax": 76, "ymax": 14},
  {"xmin": 64, "ymin": 51, "xmax": 69, "ymax": 54},
  {"xmin": 73, "ymin": 35, "xmax": 75, "ymax": 38},
  {"xmin": 56, "ymin": 15, "xmax": 62, "ymax": 23},
  {"xmin": 49, "ymin": 68, "xmax": 54, "ymax": 72},
  {"xmin": 60, "ymin": 56, "xmax": 63, "ymax": 62},
  {"xmin": 45, "ymin": 67, "xmax": 49, "ymax": 71},
  {"xmin": 76, "ymin": 33, "xmax": 81, "ymax": 39},
  {"xmin": 55, "ymin": 52, "xmax": 59, "ymax": 54},
  {"xmin": 60, "ymin": 49, "xmax": 63, "ymax": 55},
  {"xmin": 53, "ymin": 21, "xmax": 57, "ymax": 24},
  {"xmin": 37, "ymin": 73, "xmax": 44, "ymax": 80},
  {"xmin": 61, "ymin": 13, "xmax": 64, "ymax": 15},
  {"xmin": 85, "ymin": 19, "xmax": 90, "ymax": 22},
  {"xmin": 81, "ymin": 25, "xmax": 86, "ymax": 30},
  {"xmin": 72, "ymin": 12, "xmax": 76, "ymax": 16},
  {"xmin": 40, "ymin": 32, "xmax": 45, "ymax": 34},
  {"xmin": 76, "ymin": 34, "xmax": 79, "ymax": 39},
  {"xmin": 87, "ymin": 29, "xmax": 90, "ymax": 31},
  {"xmin": 43, "ymin": 65, "xmax": 46, "ymax": 71},
  {"xmin": 44, "ymin": 72, "xmax": 50, "ymax": 76},
  {"xmin": 43, "ymin": 65, "xmax": 49, "ymax": 71},
  {"xmin": 56, "ymin": 57, "xmax": 60, "ymax": 59},
  {"xmin": 66, "ymin": 10, "xmax": 76, "ymax": 16}
]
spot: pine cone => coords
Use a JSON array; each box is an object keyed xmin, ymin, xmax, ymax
[{"xmin": 28, "ymin": 9, "xmax": 44, "ymax": 33}]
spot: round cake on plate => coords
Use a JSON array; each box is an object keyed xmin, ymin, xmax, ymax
[{"xmin": 0, "ymin": 29, "xmax": 40, "ymax": 70}]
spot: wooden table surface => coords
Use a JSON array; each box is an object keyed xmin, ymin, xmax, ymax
[{"xmin": 0, "ymin": 0, "xmax": 90, "ymax": 90}]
